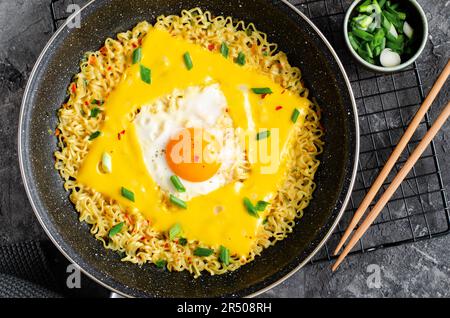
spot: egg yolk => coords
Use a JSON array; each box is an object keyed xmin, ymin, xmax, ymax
[{"xmin": 165, "ymin": 127, "xmax": 222, "ymax": 182}]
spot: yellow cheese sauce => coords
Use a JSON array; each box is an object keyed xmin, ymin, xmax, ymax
[{"xmin": 76, "ymin": 28, "xmax": 310, "ymax": 256}]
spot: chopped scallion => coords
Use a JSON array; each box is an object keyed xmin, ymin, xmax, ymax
[
  {"xmin": 243, "ymin": 197, "xmax": 259, "ymax": 218},
  {"xmin": 132, "ymin": 47, "xmax": 142, "ymax": 64},
  {"xmin": 256, "ymin": 130, "xmax": 270, "ymax": 140},
  {"xmin": 178, "ymin": 237, "xmax": 188, "ymax": 246},
  {"xmin": 194, "ymin": 247, "xmax": 214, "ymax": 257},
  {"xmin": 121, "ymin": 187, "xmax": 135, "ymax": 202},
  {"xmin": 236, "ymin": 52, "xmax": 246, "ymax": 66},
  {"xmin": 251, "ymin": 87, "xmax": 272, "ymax": 94},
  {"xmin": 291, "ymin": 108, "xmax": 301, "ymax": 123},
  {"xmin": 89, "ymin": 131, "xmax": 101, "ymax": 140},
  {"xmin": 101, "ymin": 152, "xmax": 112, "ymax": 173},
  {"xmin": 220, "ymin": 42, "xmax": 229, "ymax": 58},
  {"xmin": 90, "ymin": 107, "xmax": 101, "ymax": 118},
  {"xmin": 219, "ymin": 246, "xmax": 230, "ymax": 265},
  {"xmin": 108, "ymin": 222, "xmax": 124, "ymax": 238},
  {"xmin": 255, "ymin": 200, "xmax": 270, "ymax": 211},
  {"xmin": 140, "ymin": 65, "xmax": 151, "ymax": 84},
  {"xmin": 169, "ymin": 194, "xmax": 187, "ymax": 209},
  {"xmin": 183, "ymin": 52, "xmax": 193, "ymax": 70},
  {"xmin": 169, "ymin": 223, "xmax": 182, "ymax": 240},
  {"xmin": 170, "ymin": 175, "xmax": 186, "ymax": 192},
  {"xmin": 155, "ymin": 259, "xmax": 167, "ymax": 269}
]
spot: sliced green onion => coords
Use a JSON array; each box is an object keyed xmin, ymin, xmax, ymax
[
  {"xmin": 101, "ymin": 152, "xmax": 112, "ymax": 173},
  {"xmin": 373, "ymin": 45, "xmax": 382, "ymax": 57},
  {"xmin": 140, "ymin": 65, "xmax": 151, "ymax": 84},
  {"xmin": 352, "ymin": 28, "xmax": 374, "ymax": 41},
  {"xmin": 169, "ymin": 194, "xmax": 187, "ymax": 209},
  {"xmin": 108, "ymin": 222, "xmax": 124, "ymax": 238},
  {"xmin": 183, "ymin": 52, "xmax": 193, "ymax": 70},
  {"xmin": 243, "ymin": 197, "xmax": 259, "ymax": 218},
  {"xmin": 256, "ymin": 130, "xmax": 270, "ymax": 140},
  {"xmin": 364, "ymin": 42, "xmax": 373, "ymax": 59},
  {"xmin": 348, "ymin": 33, "xmax": 361, "ymax": 51},
  {"xmin": 403, "ymin": 21, "xmax": 413, "ymax": 39},
  {"xmin": 194, "ymin": 247, "xmax": 214, "ymax": 257},
  {"xmin": 388, "ymin": 1, "xmax": 399, "ymax": 10},
  {"xmin": 170, "ymin": 175, "xmax": 186, "ymax": 192},
  {"xmin": 121, "ymin": 187, "xmax": 135, "ymax": 202},
  {"xmin": 357, "ymin": 46, "xmax": 375, "ymax": 64},
  {"xmin": 89, "ymin": 131, "xmax": 101, "ymax": 140},
  {"xmin": 353, "ymin": 15, "xmax": 374, "ymax": 30},
  {"xmin": 255, "ymin": 200, "xmax": 270, "ymax": 211},
  {"xmin": 220, "ymin": 42, "xmax": 229, "ymax": 58},
  {"xmin": 378, "ymin": 0, "xmax": 386, "ymax": 8},
  {"xmin": 236, "ymin": 52, "xmax": 246, "ymax": 66},
  {"xmin": 386, "ymin": 40, "xmax": 404, "ymax": 54},
  {"xmin": 132, "ymin": 47, "xmax": 142, "ymax": 64},
  {"xmin": 169, "ymin": 223, "xmax": 182, "ymax": 240},
  {"xmin": 219, "ymin": 246, "xmax": 230, "ymax": 265},
  {"xmin": 291, "ymin": 108, "xmax": 301, "ymax": 123},
  {"xmin": 91, "ymin": 99, "xmax": 104, "ymax": 105},
  {"xmin": 380, "ymin": 48, "xmax": 401, "ymax": 67},
  {"xmin": 383, "ymin": 10, "xmax": 402, "ymax": 30},
  {"xmin": 381, "ymin": 14, "xmax": 392, "ymax": 32},
  {"xmin": 372, "ymin": 28, "xmax": 385, "ymax": 45},
  {"xmin": 155, "ymin": 259, "xmax": 167, "ymax": 269},
  {"xmin": 262, "ymin": 218, "xmax": 268, "ymax": 225},
  {"xmin": 386, "ymin": 5, "xmax": 406, "ymax": 20},
  {"xmin": 251, "ymin": 87, "xmax": 272, "ymax": 94},
  {"xmin": 178, "ymin": 237, "xmax": 188, "ymax": 246},
  {"xmin": 90, "ymin": 107, "xmax": 101, "ymax": 118}
]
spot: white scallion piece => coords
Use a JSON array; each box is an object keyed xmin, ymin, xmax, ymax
[
  {"xmin": 101, "ymin": 152, "xmax": 112, "ymax": 173},
  {"xmin": 403, "ymin": 21, "xmax": 414, "ymax": 39},
  {"xmin": 380, "ymin": 48, "xmax": 401, "ymax": 67},
  {"xmin": 389, "ymin": 24, "xmax": 398, "ymax": 38}
]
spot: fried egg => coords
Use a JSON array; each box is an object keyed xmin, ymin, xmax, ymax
[{"xmin": 134, "ymin": 84, "xmax": 244, "ymax": 201}]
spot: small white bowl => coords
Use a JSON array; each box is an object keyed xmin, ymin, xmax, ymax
[{"xmin": 343, "ymin": 0, "xmax": 428, "ymax": 73}]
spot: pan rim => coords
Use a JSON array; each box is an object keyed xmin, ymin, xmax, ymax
[{"xmin": 18, "ymin": 0, "xmax": 359, "ymax": 298}]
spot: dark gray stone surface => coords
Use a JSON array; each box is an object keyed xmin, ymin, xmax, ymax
[{"xmin": 0, "ymin": 0, "xmax": 448, "ymax": 297}]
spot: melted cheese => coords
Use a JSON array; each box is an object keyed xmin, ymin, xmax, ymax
[{"xmin": 76, "ymin": 29, "xmax": 310, "ymax": 255}]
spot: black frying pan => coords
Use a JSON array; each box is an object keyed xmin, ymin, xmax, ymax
[{"xmin": 18, "ymin": 0, "xmax": 359, "ymax": 297}]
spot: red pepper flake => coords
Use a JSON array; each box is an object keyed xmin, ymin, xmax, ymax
[
  {"xmin": 70, "ymin": 83, "xmax": 76, "ymax": 93},
  {"xmin": 99, "ymin": 46, "xmax": 108, "ymax": 55},
  {"xmin": 107, "ymin": 66, "xmax": 112, "ymax": 71},
  {"xmin": 275, "ymin": 106, "xmax": 283, "ymax": 111},
  {"xmin": 84, "ymin": 101, "xmax": 89, "ymax": 106},
  {"xmin": 55, "ymin": 128, "xmax": 61, "ymax": 137},
  {"xmin": 124, "ymin": 214, "xmax": 133, "ymax": 225},
  {"xmin": 88, "ymin": 56, "xmax": 96, "ymax": 65},
  {"xmin": 138, "ymin": 38, "xmax": 143, "ymax": 45},
  {"xmin": 207, "ymin": 43, "xmax": 215, "ymax": 51},
  {"xmin": 261, "ymin": 93, "xmax": 267, "ymax": 99},
  {"xmin": 117, "ymin": 130, "xmax": 126, "ymax": 140}
]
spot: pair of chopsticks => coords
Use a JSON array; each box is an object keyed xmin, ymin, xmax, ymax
[{"xmin": 332, "ymin": 60, "xmax": 450, "ymax": 271}]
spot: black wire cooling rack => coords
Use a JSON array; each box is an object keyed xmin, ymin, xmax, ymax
[{"xmin": 50, "ymin": 0, "xmax": 450, "ymax": 263}]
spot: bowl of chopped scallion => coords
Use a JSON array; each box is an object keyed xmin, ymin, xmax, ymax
[{"xmin": 344, "ymin": 0, "xmax": 428, "ymax": 72}]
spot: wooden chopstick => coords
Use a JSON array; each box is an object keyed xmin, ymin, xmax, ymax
[
  {"xmin": 332, "ymin": 100, "xmax": 450, "ymax": 271},
  {"xmin": 333, "ymin": 60, "xmax": 450, "ymax": 256}
]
